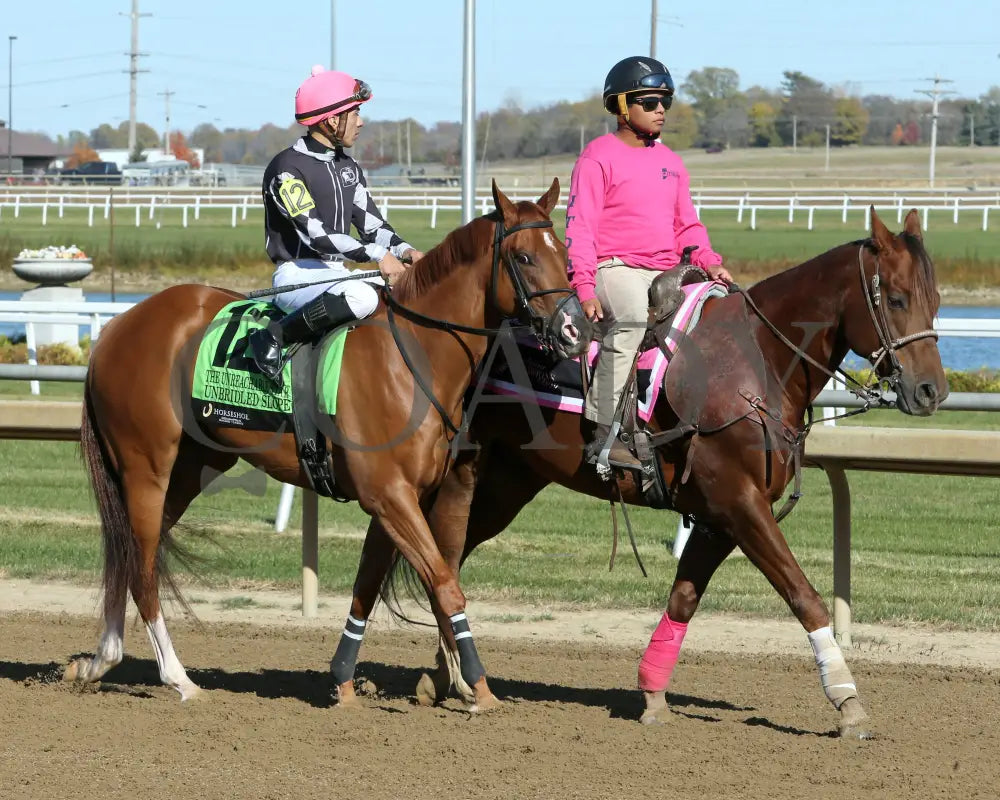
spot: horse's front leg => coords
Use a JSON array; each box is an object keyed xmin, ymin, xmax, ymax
[
  {"xmin": 373, "ymin": 484, "xmax": 501, "ymax": 712},
  {"xmin": 724, "ymin": 492, "xmax": 872, "ymax": 740},
  {"xmin": 639, "ymin": 522, "xmax": 735, "ymax": 725}
]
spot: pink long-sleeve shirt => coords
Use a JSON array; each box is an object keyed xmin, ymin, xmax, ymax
[{"xmin": 565, "ymin": 133, "xmax": 723, "ymax": 303}]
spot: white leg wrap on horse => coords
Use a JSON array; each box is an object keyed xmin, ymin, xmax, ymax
[
  {"xmin": 145, "ymin": 615, "xmax": 201, "ymax": 700},
  {"xmin": 808, "ymin": 626, "xmax": 857, "ymax": 709}
]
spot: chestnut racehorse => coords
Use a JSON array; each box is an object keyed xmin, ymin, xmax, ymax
[
  {"xmin": 68, "ymin": 180, "xmax": 591, "ymax": 708},
  {"xmin": 404, "ymin": 208, "xmax": 947, "ymax": 737}
]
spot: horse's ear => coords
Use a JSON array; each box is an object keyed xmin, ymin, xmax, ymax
[
  {"xmin": 870, "ymin": 205, "xmax": 894, "ymax": 254},
  {"xmin": 491, "ymin": 179, "xmax": 518, "ymax": 226},
  {"xmin": 536, "ymin": 177, "xmax": 560, "ymax": 216},
  {"xmin": 903, "ymin": 208, "xmax": 923, "ymax": 241}
]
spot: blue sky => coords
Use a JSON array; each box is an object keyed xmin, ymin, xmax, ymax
[{"xmin": 3, "ymin": 0, "xmax": 999, "ymax": 138}]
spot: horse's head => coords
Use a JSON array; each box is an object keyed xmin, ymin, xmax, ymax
[
  {"xmin": 844, "ymin": 207, "xmax": 948, "ymax": 415},
  {"xmin": 489, "ymin": 179, "xmax": 592, "ymax": 359}
]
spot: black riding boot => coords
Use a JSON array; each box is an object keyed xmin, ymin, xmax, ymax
[
  {"xmin": 250, "ymin": 293, "xmax": 358, "ymax": 387},
  {"xmin": 586, "ymin": 422, "xmax": 642, "ymax": 471}
]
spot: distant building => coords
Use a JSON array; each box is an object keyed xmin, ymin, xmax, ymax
[
  {"xmin": 0, "ymin": 122, "xmax": 69, "ymax": 173},
  {"xmin": 97, "ymin": 147, "xmax": 206, "ymax": 169}
]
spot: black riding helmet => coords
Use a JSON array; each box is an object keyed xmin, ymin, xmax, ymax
[{"xmin": 603, "ymin": 56, "xmax": 675, "ymax": 117}]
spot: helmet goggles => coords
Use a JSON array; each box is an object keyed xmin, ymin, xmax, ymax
[{"xmin": 295, "ymin": 79, "xmax": 372, "ymax": 122}]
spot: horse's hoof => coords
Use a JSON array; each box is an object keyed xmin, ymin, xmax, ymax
[
  {"xmin": 639, "ymin": 707, "xmax": 671, "ymax": 726},
  {"xmin": 415, "ymin": 672, "xmax": 438, "ymax": 707},
  {"xmin": 838, "ymin": 698, "xmax": 874, "ymax": 740},
  {"xmin": 468, "ymin": 693, "xmax": 503, "ymax": 714},
  {"xmin": 335, "ymin": 680, "xmax": 361, "ymax": 709},
  {"xmin": 178, "ymin": 683, "xmax": 204, "ymax": 702},
  {"xmin": 63, "ymin": 659, "xmax": 83, "ymax": 683}
]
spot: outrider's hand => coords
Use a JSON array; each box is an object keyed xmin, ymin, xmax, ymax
[
  {"xmin": 403, "ymin": 248, "xmax": 425, "ymax": 264},
  {"xmin": 707, "ymin": 264, "xmax": 733, "ymax": 283},
  {"xmin": 582, "ymin": 297, "xmax": 604, "ymax": 322}
]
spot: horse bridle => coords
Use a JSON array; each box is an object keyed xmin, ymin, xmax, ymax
[
  {"xmin": 858, "ymin": 244, "xmax": 938, "ymax": 388},
  {"xmin": 489, "ymin": 216, "xmax": 583, "ymax": 352},
  {"xmin": 380, "ymin": 214, "xmax": 582, "ymax": 437}
]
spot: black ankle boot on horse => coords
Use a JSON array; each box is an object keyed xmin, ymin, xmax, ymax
[{"xmin": 250, "ymin": 293, "xmax": 359, "ymax": 388}]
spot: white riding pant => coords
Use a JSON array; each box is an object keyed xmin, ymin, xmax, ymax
[
  {"xmin": 584, "ymin": 261, "xmax": 661, "ymax": 426},
  {"xmin": 271, "ymin": 259, "xmax": 385, "ymax": 318}
]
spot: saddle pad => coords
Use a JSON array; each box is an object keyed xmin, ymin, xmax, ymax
[
  {"xmin": 480, "ymin": 280, "xmax": 728, "ymax": 422},
  {"xmin": 191, "ymin": 300, "xmax": 347, "ymax": 431}
]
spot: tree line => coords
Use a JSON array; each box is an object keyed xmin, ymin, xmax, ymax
[{"xmin": 46, "ymin": 68, "xmax": 1000, "ymax": 167}]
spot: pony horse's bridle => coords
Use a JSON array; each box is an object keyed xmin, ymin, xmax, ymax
[{"xmin": 858, "ymin": 244, "xmax": 938, "ymax": 389}]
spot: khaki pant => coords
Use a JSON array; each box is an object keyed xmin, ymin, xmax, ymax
[{"xmin": 584, "ymin": 262, "xmax": 660, "ymax": 425}]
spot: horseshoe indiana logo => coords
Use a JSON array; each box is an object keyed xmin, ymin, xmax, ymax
[
  {"xmin": 339, "ymin": 165, "xmax": 359, "ymax": 186},
  {"xmin": 201, "ymin": 402, "xmax": 213, "ymax": 418}
]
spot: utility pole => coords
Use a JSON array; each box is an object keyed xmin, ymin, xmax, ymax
[
  {"xmin": 917, "ymin": 75, "xmax": 955, "ymax": 188},
  {"xmin": 7, "ymin": 35, "xmax": 15, "ymax": 176},
  {"xmin": 158, "ymin": 89, "xmax": 174, "ymax": 154},
  {"xmin": 824, "ymin": 124, "xmax": 830, "ymax": 171},
  {"xmin": 969, "ymin": 112, "xmax": 975, "ymax": 147},
  {"xmin": 650, "ymin": 0, "xmax": 657, "ymax": 60},
  {"xmin": 792, "ymin": 114, "xmax": 797, "ymax": 153},
  {"xmin": 121, "ymin": 0, "xmax": 150, "ymax": 156},
  {"xmin": 405, "ymin": 118, "xmax": 412, "ymax": 173},
  {"xmin": 329, "ymin": 0, "xmax": 336, "ymax": 69},
  {"xmin": 460, "ymin": 0, "xmax": 475, "ymax": 223}
]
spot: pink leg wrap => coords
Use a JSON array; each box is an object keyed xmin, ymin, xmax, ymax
[{"xmin": 638, "ymin": 613, "xmax": 688, "ymax": 692}]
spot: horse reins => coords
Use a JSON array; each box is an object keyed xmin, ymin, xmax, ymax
[
  {"xmin": 381, "ymin": 216, "xmax": 574, "ymax": 439},
  {"xmin": 739, "ymin": 242, "xmax": 938, "ymax": 416}
]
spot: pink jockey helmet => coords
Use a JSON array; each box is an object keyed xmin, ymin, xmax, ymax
[{"xmin": 294, "ymin": 65, "xmax": 372, "ymax": 127}]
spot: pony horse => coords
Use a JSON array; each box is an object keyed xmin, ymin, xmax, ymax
[
  {"xmin": 404, "ymin": 208, "xmax": 947, "ymax": 737},
  {"xmin": 68, "ymin": 180, "xmax": 591, "ymax": 710}
]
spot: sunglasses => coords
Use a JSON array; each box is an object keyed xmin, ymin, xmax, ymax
[{"xmin": 631, "ymin": 95, "xmax": 671, "ymax": 112}]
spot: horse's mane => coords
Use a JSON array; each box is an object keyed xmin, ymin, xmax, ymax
[
  {"xmin": 392, "ymin": 214, "xmax": 493, "ymax": 303},
  {"xmin": 899, "ymin": 231, "xmax": 939, "ymax": 313},
  {"xmin": 753, "ymin": 233, "xmax": 938, "ymax": 314}
]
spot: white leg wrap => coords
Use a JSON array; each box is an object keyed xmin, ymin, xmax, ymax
[
  {"xmin": 145, "ymin": 615, "xmax": 202, "ymax": 701},
  {"xmin": 808, "ymin": 626, "xmax": 858, "ymax": 709}
]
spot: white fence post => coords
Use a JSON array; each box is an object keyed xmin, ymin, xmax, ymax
[
  {"xmin": 807, "ymin": 207, "xmax": 815, "ymax": 230},
  {"xmin": 922, "ymin": 206, "xmax": 929, "ymax": 231},
  {"xmin": 25, "ymin": 322, "xmax": 39, "ymax": 396},
  {"xmin": 182, "ymin": 206, "xmax": 188, "ymax": 228},
  {"xmin": 242, "ymin": 196, "xmax": 248, "ymax": 221},
  {"xmin": 673, "ymin": 516, "xmax": 694, "ymax": 558},
  {"xmin": 41, "ymin": 205, "xmax": 48, "ymax": 226},
  {"xmin": 14, "ymin": 194, "xmax": 20, "ymax": 218},
  {"xmin": 149, "ymin": 196, "xmax": 156, "ymax": 220},
  {"xmin": 430, "ymin": 196, "xmax": 438, "ymax": 229},
  {"xmin": 737, "ymin": 194, "xmax": 745, "ymax": 223},
  {"xmin": 841, "ymin": 195, "xmax": 849, "ymax": 224},
  {"xmin": 953, "ymin": 197, "xmax": 960, "ymax": 224},
  {"xmin": 750, "ymin": 206, "xmax": 757, "ymax": 231},
  {"xmin": 87, "ymin": 205, "xmax": 95, "ymax": 227},
  {"xmin": 195, "ymin": 196, "xmax": 201, "ymax": 220},
  {"xmin": 135, "ymin": 205, "xmax": 141, "ymax": 227},
  {"xmin": 984, "ymin": 207, "xmax": 990, "ymax": 232},
  {"xmin": 896, "ymin": 197, "xmax": 904, "ymax": 224},
  {"xmin": 788, "ymin": 196, "xmax": 795, "ymax": 224},
  {"xmin": 58, "ymin": 195, "xmax": 65, "ymax": 218}
]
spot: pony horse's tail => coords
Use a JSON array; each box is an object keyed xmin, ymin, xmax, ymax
[{"xmin": 80, "ymin": 383, "xmax": 138, "ymax": 620}]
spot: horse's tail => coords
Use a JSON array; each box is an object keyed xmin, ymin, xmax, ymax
[
  {"xmin": 379, "ymin": 551, "xmax": 435, "ymax": 629},
  {"xmin": 80, "ymin": 382, "xmax": 138, "ymax": 621}
]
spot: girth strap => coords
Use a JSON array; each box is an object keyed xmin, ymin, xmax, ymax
[{"xmin": 290, "ymin": 344, "xmax": 344, "ymax": 501}]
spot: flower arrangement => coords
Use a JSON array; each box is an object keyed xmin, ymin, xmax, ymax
[{"xmin": 15, "ymin": 245, "xmax": 90, "ymax": 260}]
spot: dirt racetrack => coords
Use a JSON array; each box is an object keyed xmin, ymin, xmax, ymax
[{"xmin": 2, "ymin": 593, "xmax": 999, "ymax": 800}]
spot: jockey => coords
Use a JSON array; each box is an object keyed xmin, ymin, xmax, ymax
[
  {"xmin": 566, "ymin": 56, "xmax": 733, "ymax": 471},
  {"xmin": 250, "ymin": 65, "xmax": 424, "ymax": 385}
]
